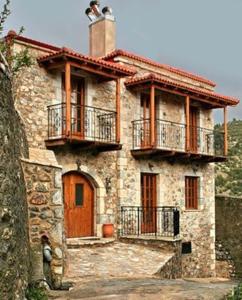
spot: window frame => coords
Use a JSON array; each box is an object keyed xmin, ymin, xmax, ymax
[{"xmin": 185, "ymin": 176, "xmax": 200, "ymax": 210}]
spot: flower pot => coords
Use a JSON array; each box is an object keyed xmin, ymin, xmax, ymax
[{"xmin": 102, "ymin": 224, "xmax": 114, "ymax": 238}]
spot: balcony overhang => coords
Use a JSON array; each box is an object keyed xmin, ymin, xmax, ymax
[
  {"xmin": 38, "ymin": 47, "xmax": 136, "ymax": 81},
  {"xmin": 125, "ymin": 74, "xmax": 239, "ymax": 109}
]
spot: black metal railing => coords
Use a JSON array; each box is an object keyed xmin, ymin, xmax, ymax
[
  {"xmin": 47, "ymin": 103, "xmax": 66, "ymax": 138},
  {"xmin": 132, "ymin": 119, "xmax": 225, "ymax": 157},
  {"xmin": 156, "ymin": 119, "xmax": 186, "ymax": 152},
  {"xmin": 120, "ymin": 206, "xmax": 180, "ymax": 238},
  {"xmin": 47, "ymin": 103, "xmax": 117, "ymax": 143}
]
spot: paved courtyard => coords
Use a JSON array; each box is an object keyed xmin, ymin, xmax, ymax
[
  {"xmin": 64, "ymin": 242, "xmax": 172, "ymax": 280},
  {"xmin": 49, "ymin": 277, "xmax": 236, "ymax": 300}
]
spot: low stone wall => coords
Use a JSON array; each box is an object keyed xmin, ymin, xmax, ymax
[
  {"xmin": 215, "ymin": 195, "xmax": 242, "ymax": 279},
  {"xmin": 21, "ymin": 151, "xmax": 64, "ymax": 288},
  {"xmin": 119, "ymin": 237, "xmax": 182, "ymax": 279},
  {"xmin": 215, "ymin": 240, "xmax": 236, "ymax": 278}
]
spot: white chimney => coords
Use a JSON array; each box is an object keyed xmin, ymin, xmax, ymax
[{"xmin": 85, "ymin": 2, "xmax": 116, "ymax": 57}]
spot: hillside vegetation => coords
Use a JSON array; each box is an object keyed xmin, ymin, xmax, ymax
[{"xmin": 215, "ymin": 119, "xmax": 242, "ymax": 197}]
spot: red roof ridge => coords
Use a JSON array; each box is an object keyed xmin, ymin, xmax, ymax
[
  {"xmin": 125, "ymin": 73, "xmax": 239, "ymax": 105},
  {"xmin": 38, "ymin": 48, "xmax": 136, "ymax": 75},
  {"xmin": 6, "ymin": 31, "xmax": 61, "ymax": 52},
  {"xmin": 103, "ymin": 49, "xmax": 216, "ymax": 88}
]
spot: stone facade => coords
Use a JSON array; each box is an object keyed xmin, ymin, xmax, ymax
[
  {"xmin": 0, "ymin": 69, "xmax": 30, "ymax": 299},
  {"xmin": 13, "ymin": 35, "xmax": 218, "ymax": 280}
]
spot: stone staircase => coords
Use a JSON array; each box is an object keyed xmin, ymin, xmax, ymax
[{"xmin": 64, "ymin": 238, "xmax": 176, "ymax": 282}]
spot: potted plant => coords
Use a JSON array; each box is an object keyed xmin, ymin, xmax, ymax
[{"xmin": 102, "ymin": 223, "xmax": 114, "ymax": 238}]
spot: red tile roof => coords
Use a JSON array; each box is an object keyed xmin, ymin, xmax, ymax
[
  {"xmin": 38, "ymin": 47, "xmax": 136, "ymax": 76},
  {"xmin": 7, "ymin": 31, "xmax": 60, "ymax": 52},
  {"xmin": 103, "ymin": 49, "xmax": 216, "ymax": 88},
  {"xmin": 125, "ymin": 73, "xmax": 239, "ymax": 106}
]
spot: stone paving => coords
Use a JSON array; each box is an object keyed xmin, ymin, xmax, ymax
[
  {"xmin": 49, "ymin": 277, "xmax": 236, "ymax": 300},
  {"xmin": 64, "ymin": 241, "xmax": 173, "ymax": 280}
]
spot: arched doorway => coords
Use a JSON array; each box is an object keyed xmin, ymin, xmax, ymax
[{"xmin": 63, "ymin": 172, "xmax": 94, "ymax": 238}]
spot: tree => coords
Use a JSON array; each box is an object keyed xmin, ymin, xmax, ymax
[{"xmin": 0, "ymin": 0, "xmax": 32, "ymax": 79}]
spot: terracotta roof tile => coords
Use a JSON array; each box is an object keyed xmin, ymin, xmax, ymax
[
  {"xmin": 7, "ymin": 31, "xmax": 60, "ymax": 52},
  {"xmin": 125, "ymin": 73, "xmax": 239, "ymax": 106},
  {"xmin": 38, "ymin": 47, "xmax": 136, "ymax": 76},
  {"xmin": 103, "ymin": 49, "xmax": 216, "ymax": 87}
]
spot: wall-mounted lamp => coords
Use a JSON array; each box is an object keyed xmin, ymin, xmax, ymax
[
  {"xmin": 105, "ymin": 177, "xmax": 112, "ymax": 194},
  {"xmin": 76, "ymin": 159, "xmax": 81, "ymax": 171}
]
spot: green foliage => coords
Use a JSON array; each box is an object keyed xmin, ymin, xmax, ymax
[
  {"xmin": 0, "ymin": 0, "xmax": 32, "ymax": 77},
  {"xmin": 216, "ymin": 119, "xmax": 242, "ymax": 197},
  {"xmin": 0, "ymin": 0, "xmax": 10, "ymax": 35},
  {"xmin": 227, "ymin": 283, "xmax": 242, "ymax": 300},
  {"xmin": 25, "ymin": 284, "xmax": 48, "ymax": 300}
]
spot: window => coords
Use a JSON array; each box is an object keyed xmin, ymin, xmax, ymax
[
  {"xmin": 75, "ymin": 184, "xmax": 84, "ymax": 207},
  {"xmin": 185, "ymin": 176, "xmax": 199, "ymax": 210}
]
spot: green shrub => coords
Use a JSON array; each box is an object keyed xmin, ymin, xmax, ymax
[
  {"xmin": 227, "ymin": 283, "xmax": 242, "ymax": 300},
  {"xmin": 25, "ymin": 283, "xmax": 48, "ymax": 300}
]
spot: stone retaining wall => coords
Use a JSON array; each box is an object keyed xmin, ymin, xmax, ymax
[
  {"xmin": 215, "ymin": 195, "xmax": 242, "ymax": 278},
  {"xmin": 21, "ymin": 156, "xmax": 64, "ymax": 288},
  {"xmin": 0, "ymin": 70, "xmax": 30, "ymax": 299}
]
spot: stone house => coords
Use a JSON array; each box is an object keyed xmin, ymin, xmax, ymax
[{"xmin": 8, "ymin": 2, "xmax": 239, "ymax": 287}]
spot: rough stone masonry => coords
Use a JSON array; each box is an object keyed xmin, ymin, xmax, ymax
[{"xmin": 0, "ymin": 69, "xmax": 30, "ymax": 299}]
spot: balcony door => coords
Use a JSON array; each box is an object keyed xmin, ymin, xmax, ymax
[
  {"xmin": 71, "ymin": 77, "xmax": 85, "ymax": 138},
  {"xmin": 189, "ymin": 107, "xmax": 198, "ymax": 153},
  {"xmin": 141, "ymin": 173, "xmax": 157, "ymax": 234},
  {"xmin": 140, "ymin": 94, "xmax": 151, "ymax": 148}
]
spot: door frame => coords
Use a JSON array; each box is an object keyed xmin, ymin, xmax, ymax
[
  {"xmin": 63, "ymin": 171, "xmax": 95, "ymax": 238},
  {"xmin": 141, "ymin": 173, "xmax": 157, "ymax": 234}
]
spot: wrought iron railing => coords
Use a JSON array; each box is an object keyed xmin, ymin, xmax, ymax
[
  {"xmin": 47, "ymin": 103, "xmax": 117, "ymax": 143},
  {"xmin": 120, "ymin": 206, "xmax": 180, "ymax": 238},
  {"xmin": 47, "ymin": 103, "xmax": 66, "ymax": 138},
  {"xmin": 132, "ymin": 119, "xmax": 225, "ymax": 157}
]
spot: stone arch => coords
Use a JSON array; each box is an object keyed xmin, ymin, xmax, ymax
[{"xmin": 62, "ymin": 164, "xmax": 106, "ymax": 237}]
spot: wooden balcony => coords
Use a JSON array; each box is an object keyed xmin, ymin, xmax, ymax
[
  {"xmin": 131, "ymin": 119, "xmax": 227, "ymax": 162},
  {"xmin": 45, "ymin": 103, "xmax": 121, "ymax": 151}
]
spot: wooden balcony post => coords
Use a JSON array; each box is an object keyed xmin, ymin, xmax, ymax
[
  {"xmin": 65, "ymin": 62, "xmax": 71, "ymax": 136},
  {"xmin": 224, "ymin": 106, "xmax": 228, "ymax": 156},
  {"xmin": 150, "ymin": 85, "xmax": 155, "ymax": 147},
  {"xmin": 185, "ymin": 96, "xmax": 190, "ymax": 151},
  {"xmin": 116, "ymin": 78, "xmax": 121, "ymax": 144}
]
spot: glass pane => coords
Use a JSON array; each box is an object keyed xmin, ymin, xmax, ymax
[{"xmin": 76, "ymin": 184, "xmax": 84, "ymax": 207}]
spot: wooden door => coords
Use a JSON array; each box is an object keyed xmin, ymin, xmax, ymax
[
  {"xmin": 140, "ymin": 94, "xmax": 151, "ymax": 148},
  {"xmin": 141, "ymin": 173, "xmax": 157, "ymax": 233},
  {"xmin": 63, "ymin": 172, "xmax": 94, "ymax": 238},
  {"xmin": 190, "ymin": 107, "xmax": 198, "ymax": 153}
]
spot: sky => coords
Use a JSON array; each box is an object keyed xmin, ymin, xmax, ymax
[{"xmin": 3, "ymin": 0, "xmax": 242, "ymax": 123}]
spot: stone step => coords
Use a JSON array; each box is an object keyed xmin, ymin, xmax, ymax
[{"xmin": 67, "ymin": 237, "xmax": 115, "ymax": 249}]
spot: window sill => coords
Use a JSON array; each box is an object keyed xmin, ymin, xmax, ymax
[{"xmin": 183, "ymin": 209, "xmax": 202, "ymax": 212}]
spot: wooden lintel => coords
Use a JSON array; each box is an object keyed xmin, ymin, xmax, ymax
[
  {"xmin": 65, "ymin": 62, "xmax": 71, "ymax": 136},
  {"xmin": 127, "ymin": 83, "xmax": 224, "ymax": 108},
  {"xmin": 69, "ymin": 61, "xmax": 119, "ymax": 79},
  {"xmin": 224, "ymin": 106, "xmax": 228, "ymax": 156},
  {"xmin": 185, "ymin": 95, "xmax": 190, "ymax": 151},
  {"xmin": 116, "ymin": 78, "xmax": 121, "ymax": 144},
  {"xmin": 46, "ymin": 62, "xmax": 65, "ymax": 70}
]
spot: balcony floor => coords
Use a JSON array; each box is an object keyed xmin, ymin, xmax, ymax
[
  {"xmin": 131, "ymin": 148, "xmax": 227, "ymax": 163},
  {"xmin": 45, "ymin": 137, "xmax": 122, "ymax": 152}
]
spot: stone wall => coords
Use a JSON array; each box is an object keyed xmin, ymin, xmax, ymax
[
  {"xmin": 215, "ymin": 240, "xmax": 236, "ymax": 278},
  {"xmin": 21, "ymin": 149, "xmax": 64, "ymax": 288},
  {"xmin": 0, "ymin": 70, "xmax": 30, "ymax": 298},
  {"xmin": 215, "ymin": 195, "xmax": 242, "ymax": 279}
]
